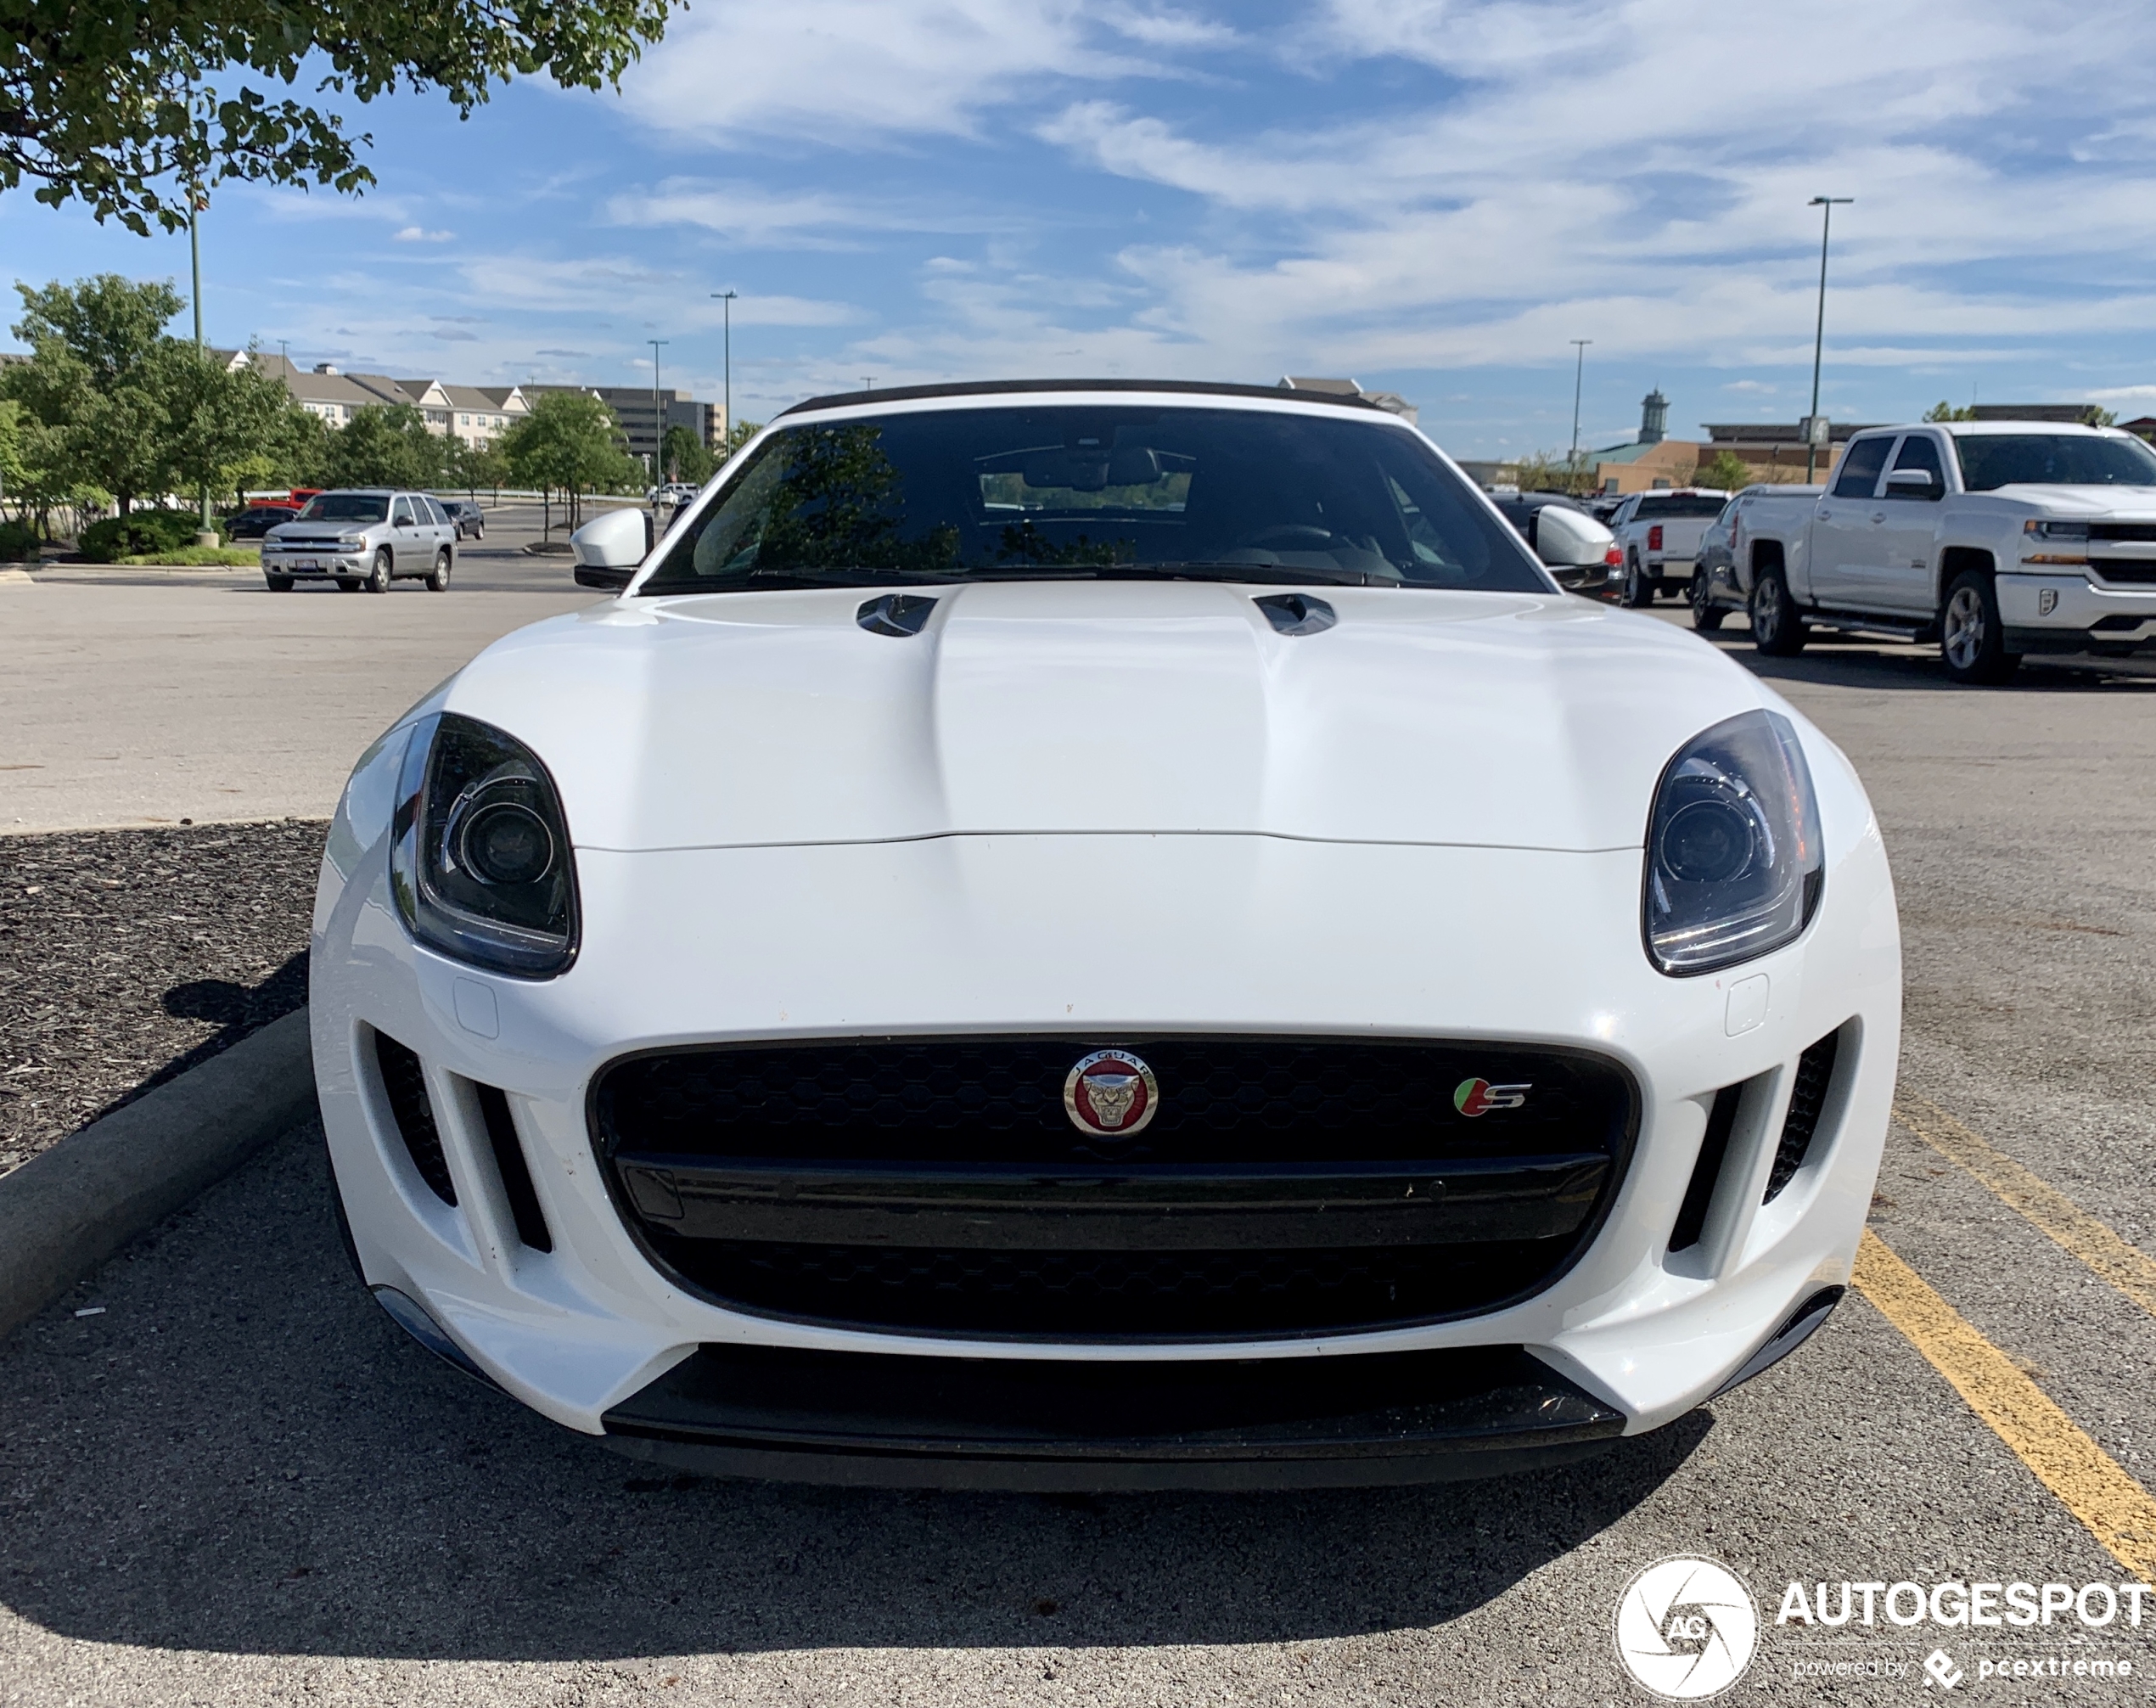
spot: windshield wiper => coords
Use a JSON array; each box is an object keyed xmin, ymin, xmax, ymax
[{"xmin": 1129, "ymin": 561, "xmax": 1385, "ymax": 587}]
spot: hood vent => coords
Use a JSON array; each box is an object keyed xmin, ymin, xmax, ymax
[
  {"xmin": 1253, "ymin": 593, "xmax": 1337, "ymax": 636},
  {"xmin": 857, "ymin": 593, "xmax": 939, "ymax": 637}
]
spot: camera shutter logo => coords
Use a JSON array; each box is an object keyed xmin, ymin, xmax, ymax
[{"xmin": 1613, "ymin": 1557, "xmax": 1759, "ymax": 1700}]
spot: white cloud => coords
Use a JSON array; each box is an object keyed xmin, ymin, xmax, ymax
[
  {"xmin": 606, "ymin": 178, "xmax": 1007, "ymax": 247},
  {"xmin": 393, "ymin": 226, "xmax": 456, "ymax": 243},
  {"xmin": 623, "ymin": 0, "xmax": 1161, "ymax": 142},
  {"xmin": 1013, "ymin": 0, "xmax": 2156, "ymax": 373}
]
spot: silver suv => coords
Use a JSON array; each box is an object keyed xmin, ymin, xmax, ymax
[{"xmin": 261, "ymin": 489, "xmax": 459, "ymax": 593}]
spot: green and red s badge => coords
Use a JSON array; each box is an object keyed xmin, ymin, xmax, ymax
[{"xmin": 1454, "ymin": 1077, "xmax": 1530, "ymax": 1117}]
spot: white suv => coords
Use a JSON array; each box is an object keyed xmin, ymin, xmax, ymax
[{"xmin": 261, "ymin": 490, "xmax": 460, "ymax": 593}]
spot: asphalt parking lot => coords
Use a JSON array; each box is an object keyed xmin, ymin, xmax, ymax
[
  {"xmin": 1, "ymin": 503, "xmax": 598, "ymax": 832},
  {"xmin": 3, "ymin": 592, "xmax": 2154, "ymax": 1704}
]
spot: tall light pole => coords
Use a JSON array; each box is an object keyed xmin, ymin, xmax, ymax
[
  {"xmin": 710, "ymin": 290, "xmax": 737, "ymax": 454},
  {"xmin": 1568, "ymin": 339, "xmax": 1592, "ymax": 489},
  {"xmin": 647, "ymin": 337, "xmax": 669, "ymax": 483},
  {"xmin": 1805, "ymin": 195, "xmax": 1853, "ymax": 483},
  {"xmin": 188, "ymin": 185, "xmax": 216, "ymax": 543}
]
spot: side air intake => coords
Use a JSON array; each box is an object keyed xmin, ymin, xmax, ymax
[
  {"xmin": 373, "ymin": 1031, "xmax": 456, "ymax": 1205},
  {"xmin": 1763, "ymin": 1031, "xmax": 1842, "ymax": 1202},
  {"xmin": 1669, "ymin": 1082, "xmax": 1743, "ymax": 1253},
  {"xmin": 474, "ymin": 1082, "xmax": 553, "ymax": 1251}
]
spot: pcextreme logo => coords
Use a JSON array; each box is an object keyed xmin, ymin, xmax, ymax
[{"xmin": 1614, "ymin": 1557, "xmax": 1760, "ymax": 1700}]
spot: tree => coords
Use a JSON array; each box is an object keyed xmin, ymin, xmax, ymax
[
  {"xmin": 1694, "ymin": 450, "xmax": 1755, "ymax": 492},
  {"xmin": 500, "ymin": 390, "xmax": 636, "ymax": 531},
  {"xmin": 0, "ymin": 398, "xmax": 22, "ymax": 496},
  {"xmin": 4, "ymin": 274, "xmax": 183, "ymax": 513},
  {"xmin": 1510, "ymin": 451, "xmax": 1588, "ymax": 495},
  {"xmin": 662, "ymin": 423, "xmax": 713, "ymax": 485},
  {"xmin": 322, "ymin": 402, "xmax": 444, "ymax": 490},
  {"xmin": 2081, "ymin": 405, "xmax": 2117, "ymax": 428},
  {"xmin": 160, "ymin": 344, "xmax": 319, "ymax": 508},
  {"xmin": 716, "ymin": 417, "xmax": 762, "ymax": 467},
  {"xmin": 1923, "ymin": 402, "xmax": 1978, "ymax": 422},
  {"xmin": 446, "ymin": 435, "xmax": 508, "ymax": 497},
  {"xmin": 1, "ymin": 0, "xmax": 673, "ymax": 235}
]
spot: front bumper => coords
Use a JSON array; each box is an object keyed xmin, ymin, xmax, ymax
[
  {"xmin": 311, "ymin": 730, "xmax": 1900, "ymax": 1480},
  {"xmin": 265, "ymin": 550, "xmax": 368, "ymax": 576},
  {"xmin": 2000, "ymin": 570, "xmax": 2156, "ymax": 653}
]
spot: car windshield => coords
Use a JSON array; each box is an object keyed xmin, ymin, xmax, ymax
[
  {"xmin": 637, "ymin": 405, "xmax": 1548, "ymax": 594},
  {"xmin": 1955, "ymin": 435, "xmax": 2156, "ymax": 491},
  {"xmin": 1631, "ymin": 495, "xmax": 1729, "ymax": 518},
  {"xmin": 298, "ymin": 494, "xmax": 389, "ymax": 523}
]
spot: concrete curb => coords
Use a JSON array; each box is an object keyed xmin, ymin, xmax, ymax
[{"xmin": 0, "ymin": 1006, "xmax": 317, "ymax": 1340}]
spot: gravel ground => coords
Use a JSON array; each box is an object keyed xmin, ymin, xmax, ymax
[{"xmin": 0, "ymin": 820, "xmax": 322, "ymax": 1174}]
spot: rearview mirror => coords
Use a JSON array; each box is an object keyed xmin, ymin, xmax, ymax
[
  {"xmin": 1884, "ymin": 468, "xmax": 1936, "ymax": 495},
  {"xmin": 571, "ymin": 507, "xmax": 651, "ymax": 590}
]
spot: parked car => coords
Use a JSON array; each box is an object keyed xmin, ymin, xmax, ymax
[
  {"xmin": 1728, "ymin": 422, "xmax": 2156, "ymax": 683},
  {"xmin": 224, "ymin": 503, "xmax": 300, "ymax": 540},
  {"xmin": 1687, "ymin": 486, "xmax": 1820, "ymax": 632},
  {"xmin": 1490, "ymin": 492, "xmax": 1625, "ymax": 601},
  {"xmin": 439, "ymin": 499, "xmax": 486, "ymax": 540},
  {"xmin": 316, "ymin": 379, "xmax": 1899, "ymax": 1489},
  {"xmin": 1609, "ymin": 489, "xmax": 1732, "ymax": 606},
  {"xmin": 260, "ymin": 489, "xmax": 459, "ymax": 593}
]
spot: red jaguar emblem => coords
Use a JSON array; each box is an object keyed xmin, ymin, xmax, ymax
[{"xmin": 1064, "ymin": 1049, "xmax": 1159, "ymax": 1137}]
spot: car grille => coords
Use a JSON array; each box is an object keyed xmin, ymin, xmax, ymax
[
  {"xmin": 2088, "ymin": 558, "xmax": 2156, "ymax": 585},
  {"xmin": 592, "ymin": 1036, "xmax": 1636, "ymax": 1340}
]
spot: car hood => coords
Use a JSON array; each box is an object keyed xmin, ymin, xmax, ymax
[
  {"xmin": 1978, "ymin": 484, "xmax": 2156, "ymax": 516},
  {"xmin": 439, "ymin": 581, "xmax": 1782, "ymax": 853}
]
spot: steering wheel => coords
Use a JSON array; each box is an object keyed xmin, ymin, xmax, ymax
[{"xmin": 1227, "ymin": 524, "xmax": 1339, "ymax": 552}]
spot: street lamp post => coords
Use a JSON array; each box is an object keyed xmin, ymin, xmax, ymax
[
  {"xmin": 1805, "ymin": 195, "xmax": 1853, "ymax": 483},
  {"xmin": 648, "ymin": 337, "xmax": 669, "ymax": 483},
  {"xmin": 1568, "ymin": 339, "xmax": 1592, "ymax": 491},
  {"xmin": 189, "ymin": 189, "xmax": 216, "ymax": 544},
  {"xmin": 710, "ymin": 290, "xmax": 738, "ymax": 454}
]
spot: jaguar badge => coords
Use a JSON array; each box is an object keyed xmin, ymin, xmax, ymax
[{"xmin": 1064, "ymin": 1049, "xmax": 1159, "ymax": 1137}]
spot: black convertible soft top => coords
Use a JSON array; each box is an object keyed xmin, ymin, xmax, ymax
[{"xmin": 778, "ymin": 378, "xmax": 1390, "ymax": 418}]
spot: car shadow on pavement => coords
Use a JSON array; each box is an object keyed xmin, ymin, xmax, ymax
[
  {"xmin": 1693, "ymin": 629, "xmax": 2156, "ymax": 694},
  {"xmin": 0, "ymin": 1126, "xmax": 1709, "ymax": 1662}
]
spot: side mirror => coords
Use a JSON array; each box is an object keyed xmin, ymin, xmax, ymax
[
  {"xmin": 1532, "ymin": 504, "xmax": 1618, "ymax": 568},
  {"xmin": 1884, "ymin": 468, "xmax": 1936, "ymax": 496},
  {"xmin": 571, "ymin": 507, "xmax": 651, "ymax": 590}
]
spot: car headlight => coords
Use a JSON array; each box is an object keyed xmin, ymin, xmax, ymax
[
  {"xmin": 1642, "ymin": 710, "xmax": 1823, "ymax": 976},
  {"xmin": 339, "ymin": 536, "xmax": 368, "ymax": 550},
  {"xmin": 390, "ymin": 712, "xmax": 579, "ymax": 978},
  {"xmin": 2024, "ymin": 520, "xmax": 2089, "ymax": 542}
]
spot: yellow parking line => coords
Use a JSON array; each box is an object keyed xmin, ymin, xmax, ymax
[
  {"xmin": 1894, "ymin": 1092, "xmax": 2156, "ymax": 1322},
  {"xmin": 1853, "ymin": 1228, "xmax": 2156, "ymax": 1581}
]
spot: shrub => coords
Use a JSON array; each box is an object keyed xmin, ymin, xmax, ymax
[
  {"xmin": 78, "ymin": 510, "xmax": 217, "ymax": 562},
  {"xmin": 0, "ymin": 519, "xmax": 39, "ymax": 562},
  {"xmin": 116, "ymin": 546, "xmax": 258, "ymax": 566}
]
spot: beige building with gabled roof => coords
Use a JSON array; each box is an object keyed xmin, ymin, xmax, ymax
[{"xmin": 215, "ymin": 351, "xmax": 527, "ymax": 445}]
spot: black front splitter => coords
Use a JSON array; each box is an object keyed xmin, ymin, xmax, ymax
[{"xmin": 598, "ymin": 1341, "xmax": 1626, "ymax": 1492}]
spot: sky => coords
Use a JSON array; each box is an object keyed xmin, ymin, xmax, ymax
[{"xmin": 8, "ymin": 0, "xmax": 2156, "ymax": 458}]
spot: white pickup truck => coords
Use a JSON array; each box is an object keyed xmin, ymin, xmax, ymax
[
  {"xmin": 1722, "ymin": 421, "xmax": 2156, "ymax": 683},
  {"xmin": 1608, "ymin": 488, "xmax": 1731, "ymax": 606}
]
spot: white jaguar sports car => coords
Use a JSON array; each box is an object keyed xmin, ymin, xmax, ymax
[{"xmin": 311, "ymin": 379, "xmax": 1901, "ymax": 1488}]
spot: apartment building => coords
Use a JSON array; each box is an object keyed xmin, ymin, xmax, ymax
[{"xmin": 221, "ymin": 351, "xmax": 529, "ymax": 447}]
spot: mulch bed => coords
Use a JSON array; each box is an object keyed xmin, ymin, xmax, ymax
[{"xmin": 0, "ymin": 821, "xmax": 324, "ymax": 1175}]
